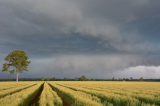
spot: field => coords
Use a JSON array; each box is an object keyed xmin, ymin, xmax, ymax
[{"xmin": 0, "ymin": 81, "xmax": 159, "ymax": 106}]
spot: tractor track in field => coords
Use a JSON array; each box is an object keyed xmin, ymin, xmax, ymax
[
  {"xmin": 29, "ymin": 83, "xmax": 44, "ymax": 106},
  {"xmin": 0, "ymin": 86, "xmax": 20, "ymax": 91},
  {"xmin": 0, "ymin": 83, "xmax": 37, "ymax": 99},
  {"xmin": 0, "ymin": 84, "xmax": 27, "ymax": 91},
  {"xmin": 48, "ymin": 83, "xmax": 71, "ymax": 106}
]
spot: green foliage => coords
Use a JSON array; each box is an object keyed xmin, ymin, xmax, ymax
[
  {"xmin": 2, "ymin": 50, "xmax": 30, "ymax": 73},
  {"xmin": 79, "ymin": 75, "xmax": 88, "ymax": 81}
]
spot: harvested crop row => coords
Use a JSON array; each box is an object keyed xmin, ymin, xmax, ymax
[
  {"xmin": 0, "ymin": 83, "xmax": 36, "ymax": 98},
  {"xmin": 49, "ymin": 83, "xmax": 105, "ymax": 106},
  {"xmin": 39, "ymin": 83, "xmax": 62, "ymax": 106},
  {"xmin": 0, "ymin": 83, "xmax": 43, "ymax": 106}
]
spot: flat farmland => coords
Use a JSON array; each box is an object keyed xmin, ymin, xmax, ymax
[{"xmin": 0, "ymin": 81, "xmax": 159, "ymax": 106}]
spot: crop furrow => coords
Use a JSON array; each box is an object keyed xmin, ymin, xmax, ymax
[
  {"xmin": 49, "ymin": 83, "xmax": 104, "ymax": 106},
  {"xmin": 0, "ymin": 83, "xmax": 37, "ymax": 98}
]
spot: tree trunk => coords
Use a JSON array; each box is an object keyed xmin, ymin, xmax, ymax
[{"xmin": 16, "ymin": 72, "xmax": 19, "ymax": 82}]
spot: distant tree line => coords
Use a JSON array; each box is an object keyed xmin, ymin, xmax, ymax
[{"xmin": 0, "ymin": 75, "xmax": 160, "ymax": 82}]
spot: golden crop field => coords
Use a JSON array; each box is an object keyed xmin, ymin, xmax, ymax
[{"xmin": 0, "ymin": 81, "xmax": 159, "ymax": 106}]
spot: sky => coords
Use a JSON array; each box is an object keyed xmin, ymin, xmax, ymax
[{"xmin": 0, "ymin": 0, "xmax": 160, "ymax": 79}]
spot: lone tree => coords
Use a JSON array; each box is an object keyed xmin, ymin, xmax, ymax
[{"xmin": 2, "ymin": 50, "xmax": 30, "ymax": 82}]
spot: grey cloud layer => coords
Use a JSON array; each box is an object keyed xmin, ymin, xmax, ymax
[
  {"xmin": 0, "ymin": 0, "xmax": 160, "ymax": 78},
  {"xmin": 1, "ymin": 0, "xmax": 160, "ymax": 54},
  {"xmin": 24, "ymin": 54, "xmax": 143, "ymax": 78}
]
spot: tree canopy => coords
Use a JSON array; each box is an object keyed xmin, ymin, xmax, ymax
[{"xmin": 2, "ymin": 50, "xmax": 30, "ymax": 82}]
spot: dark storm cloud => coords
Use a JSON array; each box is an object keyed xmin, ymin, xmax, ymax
[{"xmin": 0, "ymin": 0, "xmax": 160, "ymax": 78}]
